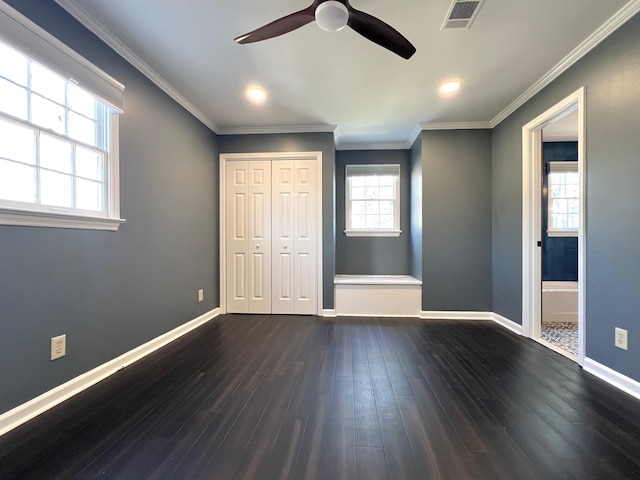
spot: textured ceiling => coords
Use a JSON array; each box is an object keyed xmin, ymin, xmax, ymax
[{"xmin": 55, "ymin": 0, "xmax": 635, "ymax": 147}]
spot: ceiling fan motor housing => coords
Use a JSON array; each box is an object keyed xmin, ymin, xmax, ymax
[{"xmin": 315, "ymin": 1, "xmax": 349, "ymax": 32}]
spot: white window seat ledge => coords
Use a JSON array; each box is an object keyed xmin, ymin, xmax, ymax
[
  {"xmin": 334, "ymin": 275, "xmax": 422, "ymax": 317},
  {"xmin": 334, "ymin": 274, "xmax": 421, "ymax": 286}
]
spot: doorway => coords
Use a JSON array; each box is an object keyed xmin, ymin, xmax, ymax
[
  {"xmin": 219, "ymin": 152, "xmax": 323, "ymax": 315},
  {"xmin": 522, "ymin": 88, "xmax": 585, "ymax": 364}
]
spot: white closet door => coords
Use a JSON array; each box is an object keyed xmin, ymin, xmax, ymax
[
  {"xmin": 225, "ymin": 156, "xmax": 318, "ymax": 315},
  {"xmin": 272, "ymin": 160, "xmax": 296, "ymax": 313},
  {"xmin": 225, "ymin": 160, "xmax": 272, "ymax": 313},
  {"xmin": 293, "ymin": 159, "xmax": 318, "ymax": 314}
]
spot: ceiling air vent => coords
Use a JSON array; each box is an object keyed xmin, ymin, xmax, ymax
[{"xmin": 441, "ymin": 0, "xmax": 483, "ymax": 30}]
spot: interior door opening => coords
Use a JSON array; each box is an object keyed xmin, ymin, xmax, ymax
[{"xmin": 522, "ymin": 88, "xmax": 585, "ymax": 365}]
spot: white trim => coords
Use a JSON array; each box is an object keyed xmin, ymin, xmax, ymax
[
  {"xmin": 419, "ymin": 121, "xmax": 492, "ymax": 130},
  {"xmin": 54, "ymin": 0, "xmax": 217, "ymax": 132},
  {"xmin": 219, "ymin": 152, "xmax": 324, "ymax": 315},
  {"xmin": 322, "ymin": 309, "xmax": 337, "ymax": 317},
  {"xmin": 336, "ymin": 141, "xmax": 414, "ymax": 151},
  {"xmin": 420, "ymin": 311, "xmax": 493, "ymax": 320},
  {"xmin": 335, "ymin": 274, "xmax": 421, "ymax": 286},
  {"xmin": 490, "ymin": 312, "xmax": 524, "ymax": 335},
  {"xmin": 522, "ymin": 88, "xmax": 586, "ymax": 365},
  {"xmin": 0, "ymin": 308, "xmax": 220, "ymax": 437},
  {"xmin": 0, "ymin": 1, "xmax": 124, "ymax": 111},
  {"xmin": 418, "ymin": 311, "xmax": 524, "ymax": 335},
  {"xmin": 491, "ymin": 0, "xmax": 640, "ymax": 127},
  {"xmin": 218, "ymin": 125, "xmax": 337, "ymax": 135},
  {"xmin": 0, "ymin": 207, "xmax": 125, "ymax": 231},
  {"xmin": 583, "ymin": 357, "xmax": 640, "ymax": 401},
  {"xmin": 344, "ymin": 230, "xmax": 401, "ymax": 237},
  {"xmin": 547, "ymin": 230, "xmax": 579, "ymax": 238}
]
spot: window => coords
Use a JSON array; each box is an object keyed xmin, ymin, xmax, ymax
[
  {"xmin": 345, "ymin": 164, "xmax": 401, "ymax": 237},
  {"xmin": 547, "ymin": 162, "xmax": 579, "ymax": 237},
  {"xmin": 0, "ymin": 4, "xmax": 124, "ymax": 230}
]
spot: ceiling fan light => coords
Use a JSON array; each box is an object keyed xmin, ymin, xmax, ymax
[{"xmin": 315, "ymin": 1, "xmax": 349, "ymax": 32}]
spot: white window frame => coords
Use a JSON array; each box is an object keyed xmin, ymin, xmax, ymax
[
  {"xmin": 547, "ymin": 161, "xmax": 579, "ymax": 237},
  {"xmin": 0, "ymin": 3, "xmax": 125, "ymax": 231},
  {"xmin": 345, "ymin": 164, "xmax": 401, "ymax": 237}
]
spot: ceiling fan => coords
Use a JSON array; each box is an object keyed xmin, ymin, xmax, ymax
[{"xmin": 234, "ymin": 0, "xmax": 416, "ymax": 59}]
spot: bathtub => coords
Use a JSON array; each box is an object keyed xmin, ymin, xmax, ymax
[{"xmin": 542, "ymin": 281, "xmax": 578, "ymax": 323}]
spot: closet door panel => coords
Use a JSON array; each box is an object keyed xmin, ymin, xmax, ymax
[{"xmin": 272, "ymin": 160, "xmax": 295, "ymax": 313}]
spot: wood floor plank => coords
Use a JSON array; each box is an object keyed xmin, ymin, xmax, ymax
[
  {"xmin": 353, "ymin": 362, "xmax": 383, "ymax": 448},
  {"xmin": 356, "ymin": 447, "xmax": 389, "ymax": 480}
]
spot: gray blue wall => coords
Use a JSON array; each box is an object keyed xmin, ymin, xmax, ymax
[
  {"xmin": 421, "ymin": 130, "xmax": 493, "ymax": 311},
  {"xmin": 335, "ymin": 150, "xmax": 411, "ymax": 275},
  {"xmin": 0, "ymin": 0, "xmax": 220, "ymax": 413},
  {"xmin": 218, "ymin": 133, "xmax": 336, "ymax": 309},
  {"xmin": 492, "ymin": 12, "xmax": 640, "ymax": 380}
]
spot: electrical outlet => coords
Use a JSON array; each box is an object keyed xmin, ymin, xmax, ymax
[
  {"xmin": 51, "ymin": 334, "xmax": 66, "ymax": 360},
  {"xmin": 198, "ymin": 289, "xmax": 204, "ymax": 302},
  {"xmin": 615, "ymin": 327, "xmax": 628, "ymax": 351}
]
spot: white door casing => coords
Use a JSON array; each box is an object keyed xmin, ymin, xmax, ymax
[
  {"xmin": 220, "ymin": 152, "xmax": 323, "ymax": 316},
  {"xmin": 522, "ymin": 87, "xmax": 586, "ymax": 365}
]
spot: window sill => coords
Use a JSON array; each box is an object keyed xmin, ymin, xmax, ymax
[
  {"xmin": 344, "ymin": 229, "xmax": 402, "ymax": 237},
  {"xmin": 0, "ymin": 207, "xmax": 125, "ymax": 231},
  {"xmin": 547, "ymin": 230, "xmax": 578, "ymax": 238}
]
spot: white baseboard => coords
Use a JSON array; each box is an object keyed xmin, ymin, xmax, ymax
[
  {"xmin": 490, "ymin": 312, "xmax": 524, "ymax": 335},
  {"xmin": 419, "ymin": 311, "xmax": 523, "ymax": 336},
  {"xmin": 420, "ymin": 311, "xmax": 493, "ymax": 321},
  {"xmin": 322, "ymin": 309, "xmax": 337, "ymax": 317},
  {"xmin": 583, "ymin": 357, "xmax": 640, "ymax": 401},
  {"xmin": 0, "ymin": 308, "xmax": 220, "ymax": 437}
]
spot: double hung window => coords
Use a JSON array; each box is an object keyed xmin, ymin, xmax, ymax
[
  {"xmin": 345, "ymin": 164, "xmax": 401, "ymax": 237},
  {"xmin": 547, "ymin": 162, "xmax": 579, "ymax": 237},
  {"xmin": 0, "ymin": 4, "xmax": 124, "ymax": 230}
]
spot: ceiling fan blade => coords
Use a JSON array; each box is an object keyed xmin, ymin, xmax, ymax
[
  {"xmin": 347, "ymin": 7, "xmax": 416, "ymax": 59},
  {"xmin": 235, "ymin": 4, "xmax": 318, "ymax": 44}
]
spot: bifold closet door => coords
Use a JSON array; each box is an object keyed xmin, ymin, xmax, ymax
[
  {"xmin": 272, "ymin": 159, "xmax": 318, "ymax": 314},
  {"xmin": 225, "ymin": 160, "xmax": 272, "ymax": 313}
]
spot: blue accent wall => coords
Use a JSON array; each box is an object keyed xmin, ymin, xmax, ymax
[{"xmin": 542, "ymin": 142, "xmax": 578, "ymax": 281}]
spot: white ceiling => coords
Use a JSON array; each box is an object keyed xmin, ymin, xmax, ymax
[{"xmin": 55, "ymin": 0, "xmax": 635, "ymax": 148}]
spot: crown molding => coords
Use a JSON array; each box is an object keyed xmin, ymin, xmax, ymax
[
  {"xmin": 490, "ymin": 0, "xmax": 640, "ymax": 127},
  {"xmin": 335, "ymin": 141, "xmax": 413, "ymax": 151},
  {"xmin": 420, "ymin": 121, "xmax": 491, "ymax": 130},
  {"xmin": 218, "ymin": 124, "xmax": 337, "ymax": 136},
  {"xmin": 54, "ymin": 0, "xmax": 219, "ymax": 133}
]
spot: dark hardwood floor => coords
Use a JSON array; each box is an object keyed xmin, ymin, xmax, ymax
[{"xmin": 2, "ymin": 315, "xmax": 640, "ymax": 479}]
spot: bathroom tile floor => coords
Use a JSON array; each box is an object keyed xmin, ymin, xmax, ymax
[{"xmin": 542, "ymin": 322, "xmax": 578, "ymax": 356}]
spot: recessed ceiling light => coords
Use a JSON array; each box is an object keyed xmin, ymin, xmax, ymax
[
  {"xmin": 246, "ymin": 86, "xmax": 266, "ymax": 103},
  {"xmin": 440, "ymin": 81, "xmax": 461, "ymax": 94}
]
